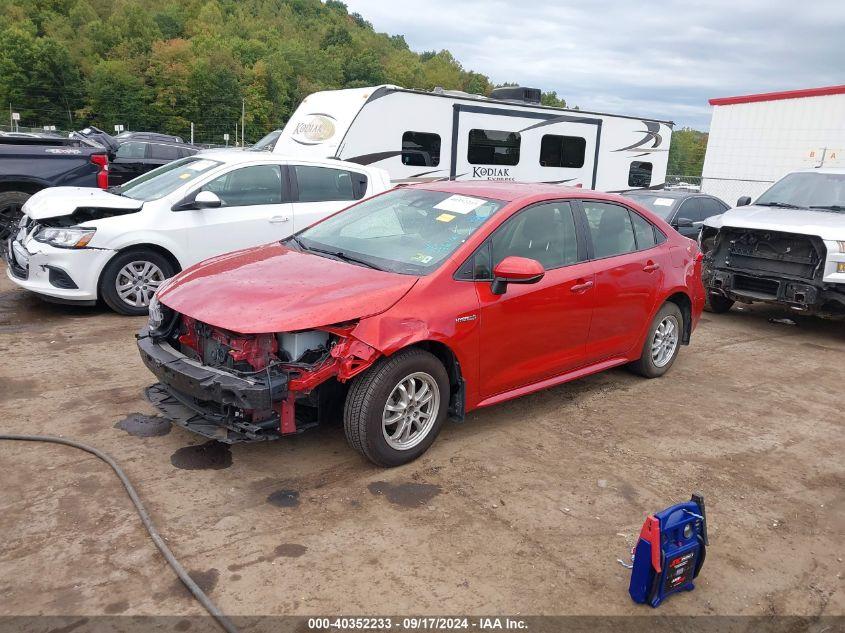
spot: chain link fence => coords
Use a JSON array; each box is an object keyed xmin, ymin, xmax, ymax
[{"xmin": 665, "ymin": 174, "xmax": 775, "ymax": 206}]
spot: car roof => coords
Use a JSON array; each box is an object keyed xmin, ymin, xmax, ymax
[
  {"xmin": 193, "ymin": 149, "xmax": 383, "ymax": 171},
  {"xmin": 408, "ymin": 180, "xmax": 651, "ymax": 206},
  {"xmin": 794, "ymin": 167, "xmax": 845, "ymax": 175},
  {"xmin": 623, "ymin": 190, "xmax": 705, "ymax": 199}
]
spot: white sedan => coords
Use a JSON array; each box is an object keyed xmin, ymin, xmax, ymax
[{"xmin": 4, "ymin": 151, "xmax": 391, "ymax": 314}]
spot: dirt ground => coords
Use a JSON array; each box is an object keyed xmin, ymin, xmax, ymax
[{"xmin": 0, "ymin": 273, "xmax": 842, "ymax": 623}]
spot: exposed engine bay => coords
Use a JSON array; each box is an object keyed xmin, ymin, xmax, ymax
[{"xmin": 138, "ymin": 313, "xmax": 380, "ymax": 442}]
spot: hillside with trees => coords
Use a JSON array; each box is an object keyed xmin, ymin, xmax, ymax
[{"xmin": 0, "ymin": 0, "xmax": 567, "ymax": 143}]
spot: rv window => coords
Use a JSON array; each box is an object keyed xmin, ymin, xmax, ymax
[
  {"xmin": 402, "ymin": 132, "xmax": 441, "ymax": 167},
  {"xmin": 294, "ymin": 165, "xmax": 367, "ymax": 202},
  {"xmin": 467, "ymin": 129, "xmax": 520, "ymax": 166},
  {"xmin": 539, "ymin": 135, "xmax": 586, "ymax": 168},
  {"xmin": 628, "ymin": 161, "xmax": 653, "ymax": 187}
]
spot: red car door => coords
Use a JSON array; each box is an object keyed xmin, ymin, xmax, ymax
[
  {"xmin": 475, "ymin": 201, "xmax": 595, "ymax": 398},
  {"xmin": 579, "ymin": 200, "xmax": 664, "ymax": 362}
]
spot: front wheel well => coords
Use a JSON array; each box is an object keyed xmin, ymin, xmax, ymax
[
  {"xmin": 97, "ymin": 244, "xmax": 182, "ymax": 298},
  {"xmin": 0, "ymin": 181, "xmax": 44, "ymax": 196},
  {"xmin": 407, "ymin": 340, "xmax": 465, "ymax": 421},
  {"xmin": 665, "ymin": 292, "xmax": 692, "ymax": 344}
]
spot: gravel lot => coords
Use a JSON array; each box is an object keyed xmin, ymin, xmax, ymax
[{"xmin": 0, "ymin": 273, "xmax": 842, "ymax": 622}]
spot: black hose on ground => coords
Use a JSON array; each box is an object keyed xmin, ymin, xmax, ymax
[{"xmin": 0, "ymin": 434, "xmax": 237, "ymax": 633}]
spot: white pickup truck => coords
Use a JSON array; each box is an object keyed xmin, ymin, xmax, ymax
[{"xmin": 699, "ymin": 168, "xmax": 845, "ymax": 314}]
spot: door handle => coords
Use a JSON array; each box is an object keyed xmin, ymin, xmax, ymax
[
  {"xmin": 570, "ymin": 280, "xmax": 594, "ymax": 293},
  {"xmin": 269, "ymin": 216, "xmax": 290, "ymax": 223},
  {"xmin": 643, "ymin": 262, "xmax": 661, "ymax": 272}
]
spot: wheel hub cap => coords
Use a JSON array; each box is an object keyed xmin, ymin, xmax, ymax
[
  {"xmin": 116, "ymin": 261, "xmax": 165, "ymax": 308},
  {"xmin": 382, "ymin": 372, "xmax": 440, "ymax": 451},
  {"xmin": 651, "ymin": 315, "xmax": 679, "ymax": 368}
]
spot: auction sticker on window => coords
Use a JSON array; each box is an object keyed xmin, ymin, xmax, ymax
[
  {"xmin": 434, "ymin": 194, "xmax": 487, "ymax": 214},
  {"xmin": 185, "ymin": 159, "xmax": 217, "ymax": 172},
  {"xmin": 654, "ymin": 198, "xmax": 675, "ymax": 206}
]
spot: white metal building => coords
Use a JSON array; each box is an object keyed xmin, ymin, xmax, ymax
[{"xmin": 701, "ymin": 85, "xmax": 845, "ymax": 204}]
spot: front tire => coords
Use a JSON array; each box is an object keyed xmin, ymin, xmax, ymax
[
  {"xmin": 704, "ymin": 292, "xmax": 735, "ymax": 314},
  {"xmin": 0, "ymin": 191, "xmax": 31, "ymax": 241},
  {"xmin": 344, "ymin": 348, "xmax": 449, "ymax": 467},
  {"xmin": 629, "ymin": 302, "xmax": 684, "ymax": 378},
  {"xmin": 100, "ymin": 248, "xmax": 175, "ymax": 316}
]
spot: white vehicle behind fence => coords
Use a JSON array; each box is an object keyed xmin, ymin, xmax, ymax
[
  {"xmin": 274, "ymin": 84, "xmax": 673, "ymax": 192},
  {"xmin": 4, "ymin": 151, "xmax": 391, "ymax": 315},
  {"xmin": 700, "ymin": 168, "xmax": 845, "ymax": 314}
]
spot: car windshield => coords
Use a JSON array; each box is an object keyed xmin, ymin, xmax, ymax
[
  {"xmin": 250, "ymin": 130, "xmax": 282, "ymax": 152},
  {"xmin": 294, "ymin": 188, "xmax": 506, "ymax": 275},
  {"xmin": 114, "ymin": 157, "xmax": 222, "ymax": 201},
  {"xmin": 756, "ymin": 172, "xmax": 845, "ymax": 211},
  {"xmin": 624, "ymin": 194, "xmax": 678, "ymax": 219}
]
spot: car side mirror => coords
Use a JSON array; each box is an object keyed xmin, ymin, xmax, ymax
[
  {"xmin": 491, "ymin": 256, "xmax": 545, "ymax": 295},
  {"xmin": 675, "ymin": 217, "xmax": 694, "ymax": 228},
  {"xmin": 736, "ymin": 196, "xmax": 752, "ymax": 207},
  {"xmin": 193, "ymin": 190, "xmax": 222, "ymax": 209}
]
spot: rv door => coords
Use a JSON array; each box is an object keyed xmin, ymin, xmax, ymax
[{"xmin": 450, "ymin": 105, "xmax": 601, "ymax": 188}]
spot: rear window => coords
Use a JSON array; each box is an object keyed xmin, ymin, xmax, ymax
[
  {"xmin": 624, "ymin": 194, "xmax": 677, "ymax": 219},
  {"xmin": 294, "ymin": 165, "xmax": 367, "ymax": 202}
]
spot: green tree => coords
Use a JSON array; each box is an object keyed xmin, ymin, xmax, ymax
[{"xmin": 667, "ymin": 128, "xmax": 709, "ymax": 177}]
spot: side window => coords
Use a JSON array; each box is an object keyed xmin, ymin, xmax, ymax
[
  {"xmin": 149, "ymin": 144, "xmax": 182, "ymax": 161},
  {"xmin": 115, "ymin": 142, "xmax": 147, "ymax": 159},
  {"xmin": 628, "ymin": 161, "xmax": 653, "ymax": 187},
  {"xmin": 467, "ymin": 129, "xmax": 521, "ymax": 166},
  {"xmin": 699, "ymin": 197, "xmax": 726, "ymax": 220},
  {"xmin": 294, "ymin": 165, "xmax": 367, "ymax": 202},
  {"xmin": 201, "ymin": 164, "xmax": 283, "ymax": 207},
  {"xmin": 490, "ymin": 202, "xmax": 578, "ymax": 270},
  {"xmin": 583, "ymin": 201, "xmax": 637, "ymax": 259},
  {"xmin": 677, "ymin": 197, "xmax": 703, "ymax": 222},
  {"xmin": 539, "ymin": 135, "xmax": 586, "ymax": 168},
  {"xmin": 630, "ymin": 211, "xmax": 657, "ymax": 250},
  {"xmin": 402, "ymin": 131, "xmax": 441, "ymax": 167}
]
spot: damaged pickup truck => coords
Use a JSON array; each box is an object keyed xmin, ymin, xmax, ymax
[
  {"xmin": 700, "ymin": 168, "xmax": 845, "ymax": 314},
  {"xmin": 138, "ymin": 182, "xmax": 704, "ymax": 466}
]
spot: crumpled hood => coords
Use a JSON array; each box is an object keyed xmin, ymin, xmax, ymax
[
  {"xmin": 158, "ymin": 243, "xmax": 419, "ymax": 334},
  {"xmin": 706, "ymin": 204, "xmax": 845, "ymax": 241},
  {"xmin": 23, "ymin": 187, "xmax": 143, "ymax": 220}
]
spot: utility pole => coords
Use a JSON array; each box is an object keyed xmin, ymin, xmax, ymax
[
  {"xmin": 190, "ymin": 122, "xmax": 194, "ymax": 145},
  {"xmin": 241, "ymin": 98, "xmax": 246, "ymax": 147},
  {"xmin": 9, "ymin": 103, "xmax": 12, "ymax": 130},
  {"xmin": 234, "ymin": 122, "xmax": 238, "ymax": 147}
]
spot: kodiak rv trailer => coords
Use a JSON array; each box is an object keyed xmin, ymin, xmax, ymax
[{"xmin": 274, "ymin": 85, "xmax": 673, "ymax": 192}]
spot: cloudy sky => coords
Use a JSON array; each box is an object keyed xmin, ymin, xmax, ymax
[{"xmin": 343, "ymin": 0, "xmax": 845, "ymax": 130}]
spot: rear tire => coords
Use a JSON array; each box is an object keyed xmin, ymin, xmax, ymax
[
  {"xmin": 629, "ymin": 302, "xmax": 684, "ymax": 378},
  {"xmin": 344, "ymin": 348, "xmax": 449, "ymax": 467},
  {"xmin": 100, "ymin": 248, "xmax": 175, "ymax": 316},
  {"xmin": 0, "ymin": 191, "xmax": 31, "ymax": 241}
]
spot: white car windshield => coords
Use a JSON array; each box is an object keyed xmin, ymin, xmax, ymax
[
  {"xmin": 115, "ymin": 157, "xmax": 222, "ymax": 201},
  {"xmin": 293, "ymin": 188, "xmax": 506, "ymax": 275},
  {"xmin": 756, "ymin": 172, "xmax": 845, "ymax": 211}
]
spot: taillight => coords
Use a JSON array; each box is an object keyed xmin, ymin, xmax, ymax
[{"xmin": 90, "ymin": 154, "xmax": 109, "ymax": 189}]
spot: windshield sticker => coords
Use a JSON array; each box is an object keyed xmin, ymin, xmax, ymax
[
  {"xmin": 434, "ymin": 194, "xmax": 487, "ymax": 215},
  {"xmin": 436, "ymin": 213, "xmax": 456, "ymax": 222},
  {"xmin": 654, "ymin": 198, "xmax": 674, "ymax": 206},
  {"xmin": 178, "ymin": 173, "xmax": 192, "ymax": 179},
  {"xmin": 411, "ymin": 253, "xmax": 434, "ymax": 264},
  {"xmin": 185, "ymin": 159, "xmax": 216, "ymax": 172}
]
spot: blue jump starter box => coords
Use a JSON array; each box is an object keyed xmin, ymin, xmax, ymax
[{"xmin": 629, "ymin": 493, "xmax": 708, "ymax": 607}]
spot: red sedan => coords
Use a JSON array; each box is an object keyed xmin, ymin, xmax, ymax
[{"xmin": 138, "ymin": 182, "xmax": 704, "ymax": 466}]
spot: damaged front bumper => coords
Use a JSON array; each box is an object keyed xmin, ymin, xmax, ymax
[
  {"xmin": 138, "ymin": 329, "xmax": 289, "ymax": 442},
  {"xmin": 706, "ymin": 268, "xmax": 845, "ymax": 312}
]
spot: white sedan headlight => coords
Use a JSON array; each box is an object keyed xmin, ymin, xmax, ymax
[{"xmin": 34, "ymin": 227, "xmax": 96, "ymax": 248}]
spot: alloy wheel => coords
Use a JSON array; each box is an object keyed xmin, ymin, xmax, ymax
[
  {"xmin": 651, "ymin": 315, "xmax": 679, "ymax": 368},
  {"xmin": 0, "ymin": 203, "xmax": 22, "ymax": 241},
  {"xmin": 115, "ymin": 260, "xmax": 165, "ymax": 308},
  {"xmin": 382, "ymin": 371, "xmax": 440, "ymax": 451}
]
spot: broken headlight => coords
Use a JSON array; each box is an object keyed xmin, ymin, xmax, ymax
[
  {"xmin": 34, "ymin": 227, "xmax": 96, "ymax": 249},
  {"xmin": 147, "ymin": 294, "xmax": 172, "ymax": 333}
]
